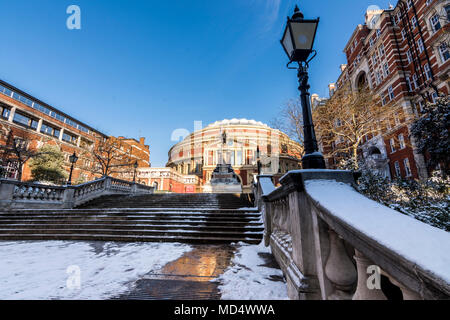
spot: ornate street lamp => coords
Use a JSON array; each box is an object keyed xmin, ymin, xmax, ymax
[
  {"xmin": 133, "ymin": 161, "xmax": 138, "ymax": 183},
  {"xmin": 280, "ymin": 5, "xmax": 326, "ymax": 169},
  {"xmin": 67, "ymin": 152, "xmax": 78, "ymax": 185}
]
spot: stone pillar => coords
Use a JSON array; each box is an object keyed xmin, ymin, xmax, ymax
[
  {"xmin": 353, "ymin": 250, "xmax": 387, "ymax": 300},
  {"xmin": 59, "ymin": 128, "xmax": 65, "ymax": 141},
  {"xmin": 325, "ymin": 230, "xmax": 357, "ymax": 299},
  {"xmin": 36, "ymin": 119, "xmax": 43, "ymax": 133},
  {"xmin": 77, "ymin": 136, "xmax": 81, "ymax": 147},
  {"xmin": 63, "ymin": 187, "xmax": 75, "ymax": 209},
  {"xmin": 0, "ymin": 180, "xmax": 15, "ymax": 209},
  {"xmin": 8, "ymin": 107, "xmax": 16, "ymax": 122},
  {"xmin": 263, "ymin": 201, "xmax": 272, "ymax": 247}
]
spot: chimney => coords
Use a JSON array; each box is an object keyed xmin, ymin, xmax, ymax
[{"xmin": 139, "ymin": 137, "xmax": 145, "ymax": 145}]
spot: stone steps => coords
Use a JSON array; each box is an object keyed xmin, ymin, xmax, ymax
[
  {"xmin": 0, "ymin": 234, "xmax": 260, "ymax": 244},
  {"xmin": 0, "ymin": 193, "xmax": 262, "ymax": 244},
  {"xmin": 77, "ymin": 193, "xmax": 253, "ymax": 210}
]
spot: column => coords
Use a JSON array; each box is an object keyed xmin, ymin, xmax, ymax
[
  {"xmin": 8, "ymin": 107, "xmax": 16, "ymax": 122},
  {"xmin": 36, "ymin": 119, "xmax": 43, "ymax": 133},
  {"xmin": 77, "ymin": 136, "xmax": 81, "ymax": 147},
  {"xmin": 59, "ymin": 128, "xmax": 64, "ymax": 141},
  {"xmin": 324, "ymin": 230, "xmax": 357, "ymax": 299}
]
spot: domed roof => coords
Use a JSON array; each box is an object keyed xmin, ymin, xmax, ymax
[
  {"xmin": 367, "ymin": 5, "xmax": 381, "ymax": 12},
  {"xmin": 206, "ymin": 118, "xmax": 269, "ymax": 128}
]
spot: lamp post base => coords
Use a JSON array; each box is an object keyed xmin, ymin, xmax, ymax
[{"xmin": 302, "ymin": 152, "xmax": 326, "ymax": 169}]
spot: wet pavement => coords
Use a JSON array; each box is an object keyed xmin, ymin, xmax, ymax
[{"xmin": 115, "ymin": 244, "xmax": 237, "ymax": 300}]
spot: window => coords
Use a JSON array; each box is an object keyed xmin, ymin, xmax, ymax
[
  {"xmin": 388, "ymin": 86, "xmax": 395, "ymax": 100},
  {"xmin": 430, "ymin": 14, "xmax": 441, "ymax": 33},
  {"xmin": 384, "ymin": 63, "xmax": 390, "ymax": 76},
  {"xmin": 406, "ymin": 76, "xmax": 413, "ymax": 91},
  {"xmin": 404, "ymin": 158, "xmax": 412, "ymax": 177},
  {"xmin": 394, "ymin": 113, "xmax": 401, "ymax": 125},
  {"xmin": 411, "ymin": 16, "xmax": 418, "ymax": 29},
  {"xmin": 372, "ymin": 53, "xmax": 378, "ymax": 65},
  {"xmin": 0, "ymin": 84, "xmax": 13, "ymax": 97},
  {"xmin": 431, "ymin": 91, "xmax": 438, "ymax": 103},
  {"xmin": 392, "ymin": 16, "xmax": 397, "ymax": 26},
  {"xmin": 40, "ymin": 123, "xmax": 60, "ymax": 138},
  {"xmin": 236, "ymin": 150, "xmax": 243, "ymax": 165},
  {"xmin": 446, "ymin": 5, "xmax": 450, "ymax": 21},
  {"xmin": 401, "ymin": 29, "xmax": 407, "ymax": 41},
  {"xmin": 439, "ymin": 44, "xmax": 450, "ymax": 63},
  {"xmin": 378, "ymin": 44, "xmax": 385, "ymax": 57},
  {"xmin": 376, "ymin": 29, "xmax": 381, "ymax": 38},
  {"xmin": 406, "ymin": 50, "xmax": 413, "ymax": 63},
  {"xmin": 62, "ymin": 132, "xmax": 77, "ymax": 144},
  {"xmin": 376, "ymin": 72, "xmax": 382, "ymax": 85},
  {"xmin": 424, "ymin": 63, "xmax": 432, "ymax": 81},
  {"xmin": 394, "ymin": 161, "xmax": 401, "ymax": 177},
  {"xmin": 412, "ymin": 74, "xmax": 419, "ymax": 89},
  {"xmin": 0, "ymin": 105, "xmax": 10, "ymax": 119},
  {"xmin": 13, "ymin": 112, "xmax": 38, "ymax": 129},
  {"xmin": 399, "ymin": 134, "xmax": 406, "ymax": 149},
  {"xmin": 417, "ymin": 38, "xmax": 424, "ymax": 53},
  {"xmin": 406, "ymin": 0, "xmax": 413, "ymax": 10},
  {"xmin": 369, "ymin": 38, "xmax": 374, "ymax": 47},
  {"xmin": 390, "ymin": 138, "xmax": 396, "ymax": 153}
]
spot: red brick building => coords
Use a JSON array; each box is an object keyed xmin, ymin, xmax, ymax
[
  {"xmin": 322, "ymin": 0, "xmax": 449, "ymax": 179},
  {"xmin": 0, "ymin": 79, "xmax": 150, "ymax": 183}
]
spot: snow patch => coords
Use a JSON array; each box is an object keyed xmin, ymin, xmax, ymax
[
  {"xmin": 0, "ymin": 241, "xmax": 192, "ymax": 300},
  {"xmin": 215, "ymin": 242, "xmax": 289, "ymax": 300}
]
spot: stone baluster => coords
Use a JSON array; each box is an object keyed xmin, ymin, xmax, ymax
[
  {"xmin": 325, "ymin": 230, "xmax": 357, "ymax": 299},
  {"xmin": 353, "ymin": 250, "xmax": 387, "ymax": 300}
]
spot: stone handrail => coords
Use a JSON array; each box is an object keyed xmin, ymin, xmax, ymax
[
  {"xmin": 0, "ymin": 176, "xmax": 154, "ymax": 210},
  {"xmin": 256, "ymin": 170, "xmax": 450, "ymax": 300}
]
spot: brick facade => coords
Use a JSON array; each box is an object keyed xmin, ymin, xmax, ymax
[
  {"xmin": 0, "ymin": 80, "xmax": 150, "ymax": 184},
  {"xmin": 321, "ymin": 0, "xmax": 449, "ymax": 179}
]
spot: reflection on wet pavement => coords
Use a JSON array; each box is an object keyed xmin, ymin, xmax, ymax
[{"xmin": 115, "ymin": 244, "xmax": 236, "ymax": 300}]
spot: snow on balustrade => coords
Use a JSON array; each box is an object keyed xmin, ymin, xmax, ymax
[
  {"xmin": 256, "ymin": 170, "xmax": 449, "ymax": 299},
  {"xmin": 305, "ymin": 179, "xmax": 450, "ymax": 284}
]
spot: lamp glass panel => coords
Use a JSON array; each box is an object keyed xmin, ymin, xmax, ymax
[
  {"xmin": 290, "ymin": 21, "xmax": 317, "ymax": 51},
  {"xmin": 282, "ymin": 27, "xmax": 294, "ymax": 57}
]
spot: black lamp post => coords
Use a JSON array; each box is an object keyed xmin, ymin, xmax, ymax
[
  {"xmin": 133, "ymin": 161, "xmax": 138, "ymax": 183},
  {"xmin": 68, "ymin": 152, "xmax": 78, "ymax": 185},
  {"xmin": 280, "ymin": 5, "xmax": 326, "ymax": 169}
]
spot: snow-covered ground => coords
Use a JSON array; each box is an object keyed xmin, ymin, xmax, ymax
[
  {"xmin": 0, "ymin": 241, "xmax": 192, "ymax": 300},
  {"xmin": 216, "ymin": 242, "xmax": 289, "ymax": 300}
]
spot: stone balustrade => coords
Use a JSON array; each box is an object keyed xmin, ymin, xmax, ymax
[
  {"xmin": 255, "ymin": 170, "xmax": 450, "ymax": 300},
  {"xmin": 0, "ymin": 176, "xmax": 154, "ymax": 210}
]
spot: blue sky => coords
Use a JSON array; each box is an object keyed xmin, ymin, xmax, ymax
[{"xmin": 0, "ymin": 0, "xmax": 395, "ymax": 166}]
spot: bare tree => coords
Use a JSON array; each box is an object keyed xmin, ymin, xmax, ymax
[
  {"xmin": 0, "ymin": 128, "xmax": 41, "ymax": 181},
  {"xmin": 84, "ymin": 137, "xmax": 135, "ymax": 177},
  {"xmin": 312, "ymin": 87, "xmax": 403, "ymax": 169}
]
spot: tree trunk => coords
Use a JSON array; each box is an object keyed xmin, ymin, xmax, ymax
[{"xmin": 352, "ymin": 145, "xmax": 359, "ymax": 170}]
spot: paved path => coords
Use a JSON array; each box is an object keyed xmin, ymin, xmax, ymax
[{"xmin": 115, "ymin": 244, "xmax": 236, "ymax": 300}]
